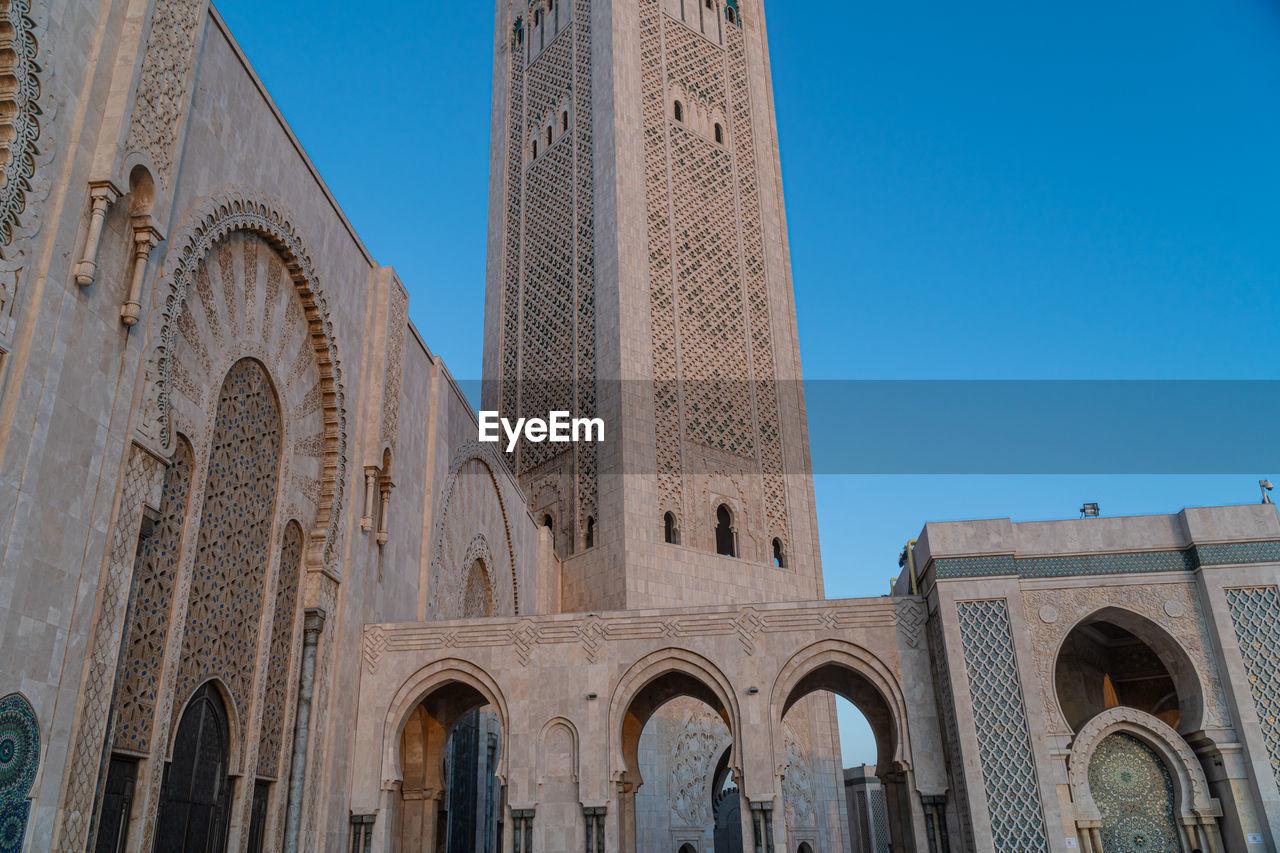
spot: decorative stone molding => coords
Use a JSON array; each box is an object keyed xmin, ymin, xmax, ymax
[
  {"xmin": 0, "ymin": 0, "xmax": 55, "ymax": 344},
  {"xmin": 0, "ymin": 0, "xmax": 53, "ymax": 259},
  {"xmin": 1066, "ymin": 706, "xmax": 1221, "ymax": 821},
  {"xmin": 1021, "ymin": 583, "xmax": 1231, "ymax": 735},
  {"xmin": 138, "ymin": 187, "xmax": 347, "ymax": 573},
  {"xmin": 364, "ymin": 600, "xmax": 896, "ymax": 676},
  {"xmin": 894, "ymin": 598, "xmax": 925, "ymax": 649}
]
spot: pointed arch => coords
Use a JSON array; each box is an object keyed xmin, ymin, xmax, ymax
[
  {"xmin": 1053, "ymin": 605, "xmax": 1208, "ymax": 734},
  {"xmin": 428, "ymin": 443, "xmax": 520, "ymax": 617},
  {"xmin": 1067, "ymin": 706, "xmax": 1221, "ymax": 823}
]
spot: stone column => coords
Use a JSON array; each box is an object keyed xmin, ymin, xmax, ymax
[
  {"xmin": 283, "ymin": 608, "xmax": 326, "ymax": 853},
  {"xmin": 583, "ymin": 806, "xmax": 605, "ymax": 853},
  {"xmin": 120, "ymin": 219, "xmax": 161, "ymax": 327},
  {"xmin": 75, "ymin": 182, "xmax": 121, "ymax": 286}
]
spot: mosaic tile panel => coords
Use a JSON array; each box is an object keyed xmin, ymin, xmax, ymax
[
  {"xmin": 1224, "ymin": 586, "xmax": 1280, "ymax": 790},
  {"xmin": 175, "ymin": 359, "xmax": 282, "ymax": 750},
  {"xmin": 0, "ymin": 693, "xmax": 37, "ymax": 853},
  {"xmin": 1089, "ymin": 733, "xmax": 1179, "ymax": 853},
  {"xmin": 1195, "ymin": 540, "xmax": 1280, "ymax": 566},
  {"xmin": 257, "ymin": 522, "xmax": 302, "ymax": 779},
  {"xmin": 113, "ymin": 438, "xmax": 195, "ymax": 753},
  {"xmin": 934, "ymin": 541, "xmax": 1280, "ymax": 581},
  {"xmin": 956, "ymin": 599, "xmax": 1050, "ymax": 852}
]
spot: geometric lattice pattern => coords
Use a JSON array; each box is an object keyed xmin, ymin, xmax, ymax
[
  {"xmin": 641, "ymin": 0, "xmax": 789, "ymax": 543},
  {"xmin": 257, "ymin": 522, "xmax": 302, "ymax": 779},
  {"xmin": 499, "ymin": 0, "xmax": 598, "ymax": 537},
  {"xmin": 869, "ymin": 788, "xmax": 891, "ymax": 853},
  {"xmin": 1224, "ymin": 586, "xmax": 1280, "ymax": 790},
  {"xmin": 0, "ymin": 694, "xmax": 37, "ymax": 853},
  {"xmin": 114, "ymin": 438, "xmax": 195, "ymax": 753},
  {"xmin": 175, "ymin": 358, "xmax": 282, "ymax": 750},
  {"xmin": 1088, "ymin": 733, "xmax": 1180, "ymax": 853},
  {"xmin": 956, "ymin": 599, "xmax": 1050, "ymax": 852}
]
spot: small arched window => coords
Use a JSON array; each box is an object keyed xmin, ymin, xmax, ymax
[
  {"xmin": 673, "ymin": 101, "xmax": 684, "ymax": 123},
  {"xmin": 715, "ymin": 504, "xmax": 735, "ymax": 557},
  {"xmin": 714, "ymin": 123, "xmax": 724, "ymax": 144},
  {"xmin": 534, "ymin": 9, "xmax": 542, "ymax": 27},
  {"xmin": 726, "ymin": 6, "xmax": 737, "ymax": 25},
  {"xmin": 563, "ymin": 111, "xmax": 570, "ymax": 132},
  {"xmin": 547, "ymin": 126, "xmax": 553, "ymax": 146},
  {"xmin": 532, "ymin": 140, "xmax": 538, "ymax": 158},
  {"xmin": 543, "ymin": 514, "xmax": 554, "ymax": 530},
  {"xmin": 585, "ymin": 516, "xmax": 596, "ymax": 549},
  {"xmin": 664, "ymin": 512, "xmax": 679, "ymax": 545},
  {"xmin": 797, "ymin": 844, "xmax": 813, "ymax": 853},
  {"xmin": 772, "ymin": 538, "xmax": 786, "ymax": 568}
]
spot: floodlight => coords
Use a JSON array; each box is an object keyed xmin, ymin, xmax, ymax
[{"xmin": 1080, "ymin": 503, "xmax": 1100, "ymax": 518}]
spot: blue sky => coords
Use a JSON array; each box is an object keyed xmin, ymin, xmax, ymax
[{"xmin": 214, "ymin": 0, "xmax": 1280, "ymax": 764}]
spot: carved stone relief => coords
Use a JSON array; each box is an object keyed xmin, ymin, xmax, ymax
[{"xmin": 1021, "ymin": 583, "xmax": 1232, "ymax": 735}]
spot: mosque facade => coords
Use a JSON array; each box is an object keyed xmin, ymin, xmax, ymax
[{"xmin": 0, "ymin": 0, "xmax": 1275, "ymax": 851}]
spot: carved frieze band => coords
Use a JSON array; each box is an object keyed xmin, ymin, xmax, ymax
[{"xmin": 363, "ymin": 601, "xmax": 896, "ymax": 673}]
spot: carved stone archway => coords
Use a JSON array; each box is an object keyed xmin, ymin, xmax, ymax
[
  {"xmin": 1068, "ymin": 707, "xmax": 1223, "ymax": 852},
  {"xmin": 137, "ymin": 186, "xmax": 347, "ymax": 572},
  {"xmin": 428, "ymin": 443, "xmax": 519, "ymax": 618}
]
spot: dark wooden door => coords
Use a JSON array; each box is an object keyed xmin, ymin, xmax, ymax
[
  {"xmin": 155, "ymin": 683, "xmax": 232, "ymax": 853},
  {"xmin": 93, "ymin": 756, "xmax": 138, "ymax": 853},
  {"xmin": 246, "ymin": 780, "xmax": 270, "ymax": 853}
]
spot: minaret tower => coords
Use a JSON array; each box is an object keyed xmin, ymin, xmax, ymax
[{"xmin": 483, "ymin": 0, "xmax": 823, "ymax": 612}]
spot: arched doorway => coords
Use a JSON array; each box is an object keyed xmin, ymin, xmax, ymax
[
  {"xmin": 155, "ymin": 683, "xmax": 232, "ymax": 852},
  {"xmin": 1088, "ymin": 732, "xmax": 1180, "ymax": 853},
  {"xmin": 773, "ymin": 644, "xmax": 919, "ymax": 852},
  {"xmin": 1055, "ymin": 613, "xmax": 1193, "ymax": 732},
  {"xmin": 397, "ymin": 680, "xmax": 504, "ymax": 853},
  {"xmin": 711, "ymin": 746, "xmax": 743, "ymax": 853},
  {"xmin": 612, "ymin": 655, "xmax": 742, "ymax": 853}
]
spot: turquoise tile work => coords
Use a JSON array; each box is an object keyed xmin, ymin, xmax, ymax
[
  {"xmin": 933, "ymin": 540, "xmax": 1280, "ymax": 580},
  {"xmin": 1224, "ymin": 586, "xmax": 1280, "ymax": 791},
  {"xmin": 956, "ymin": 600, "xmax": 1050, "ymax": 853},
  {"xmin": 1089, "ymin": 733, "xmax": 1180, "ymax": 853},
  {"xmin": 0, "ymin": 694, "xmax": 38, "ymax": 853}
]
